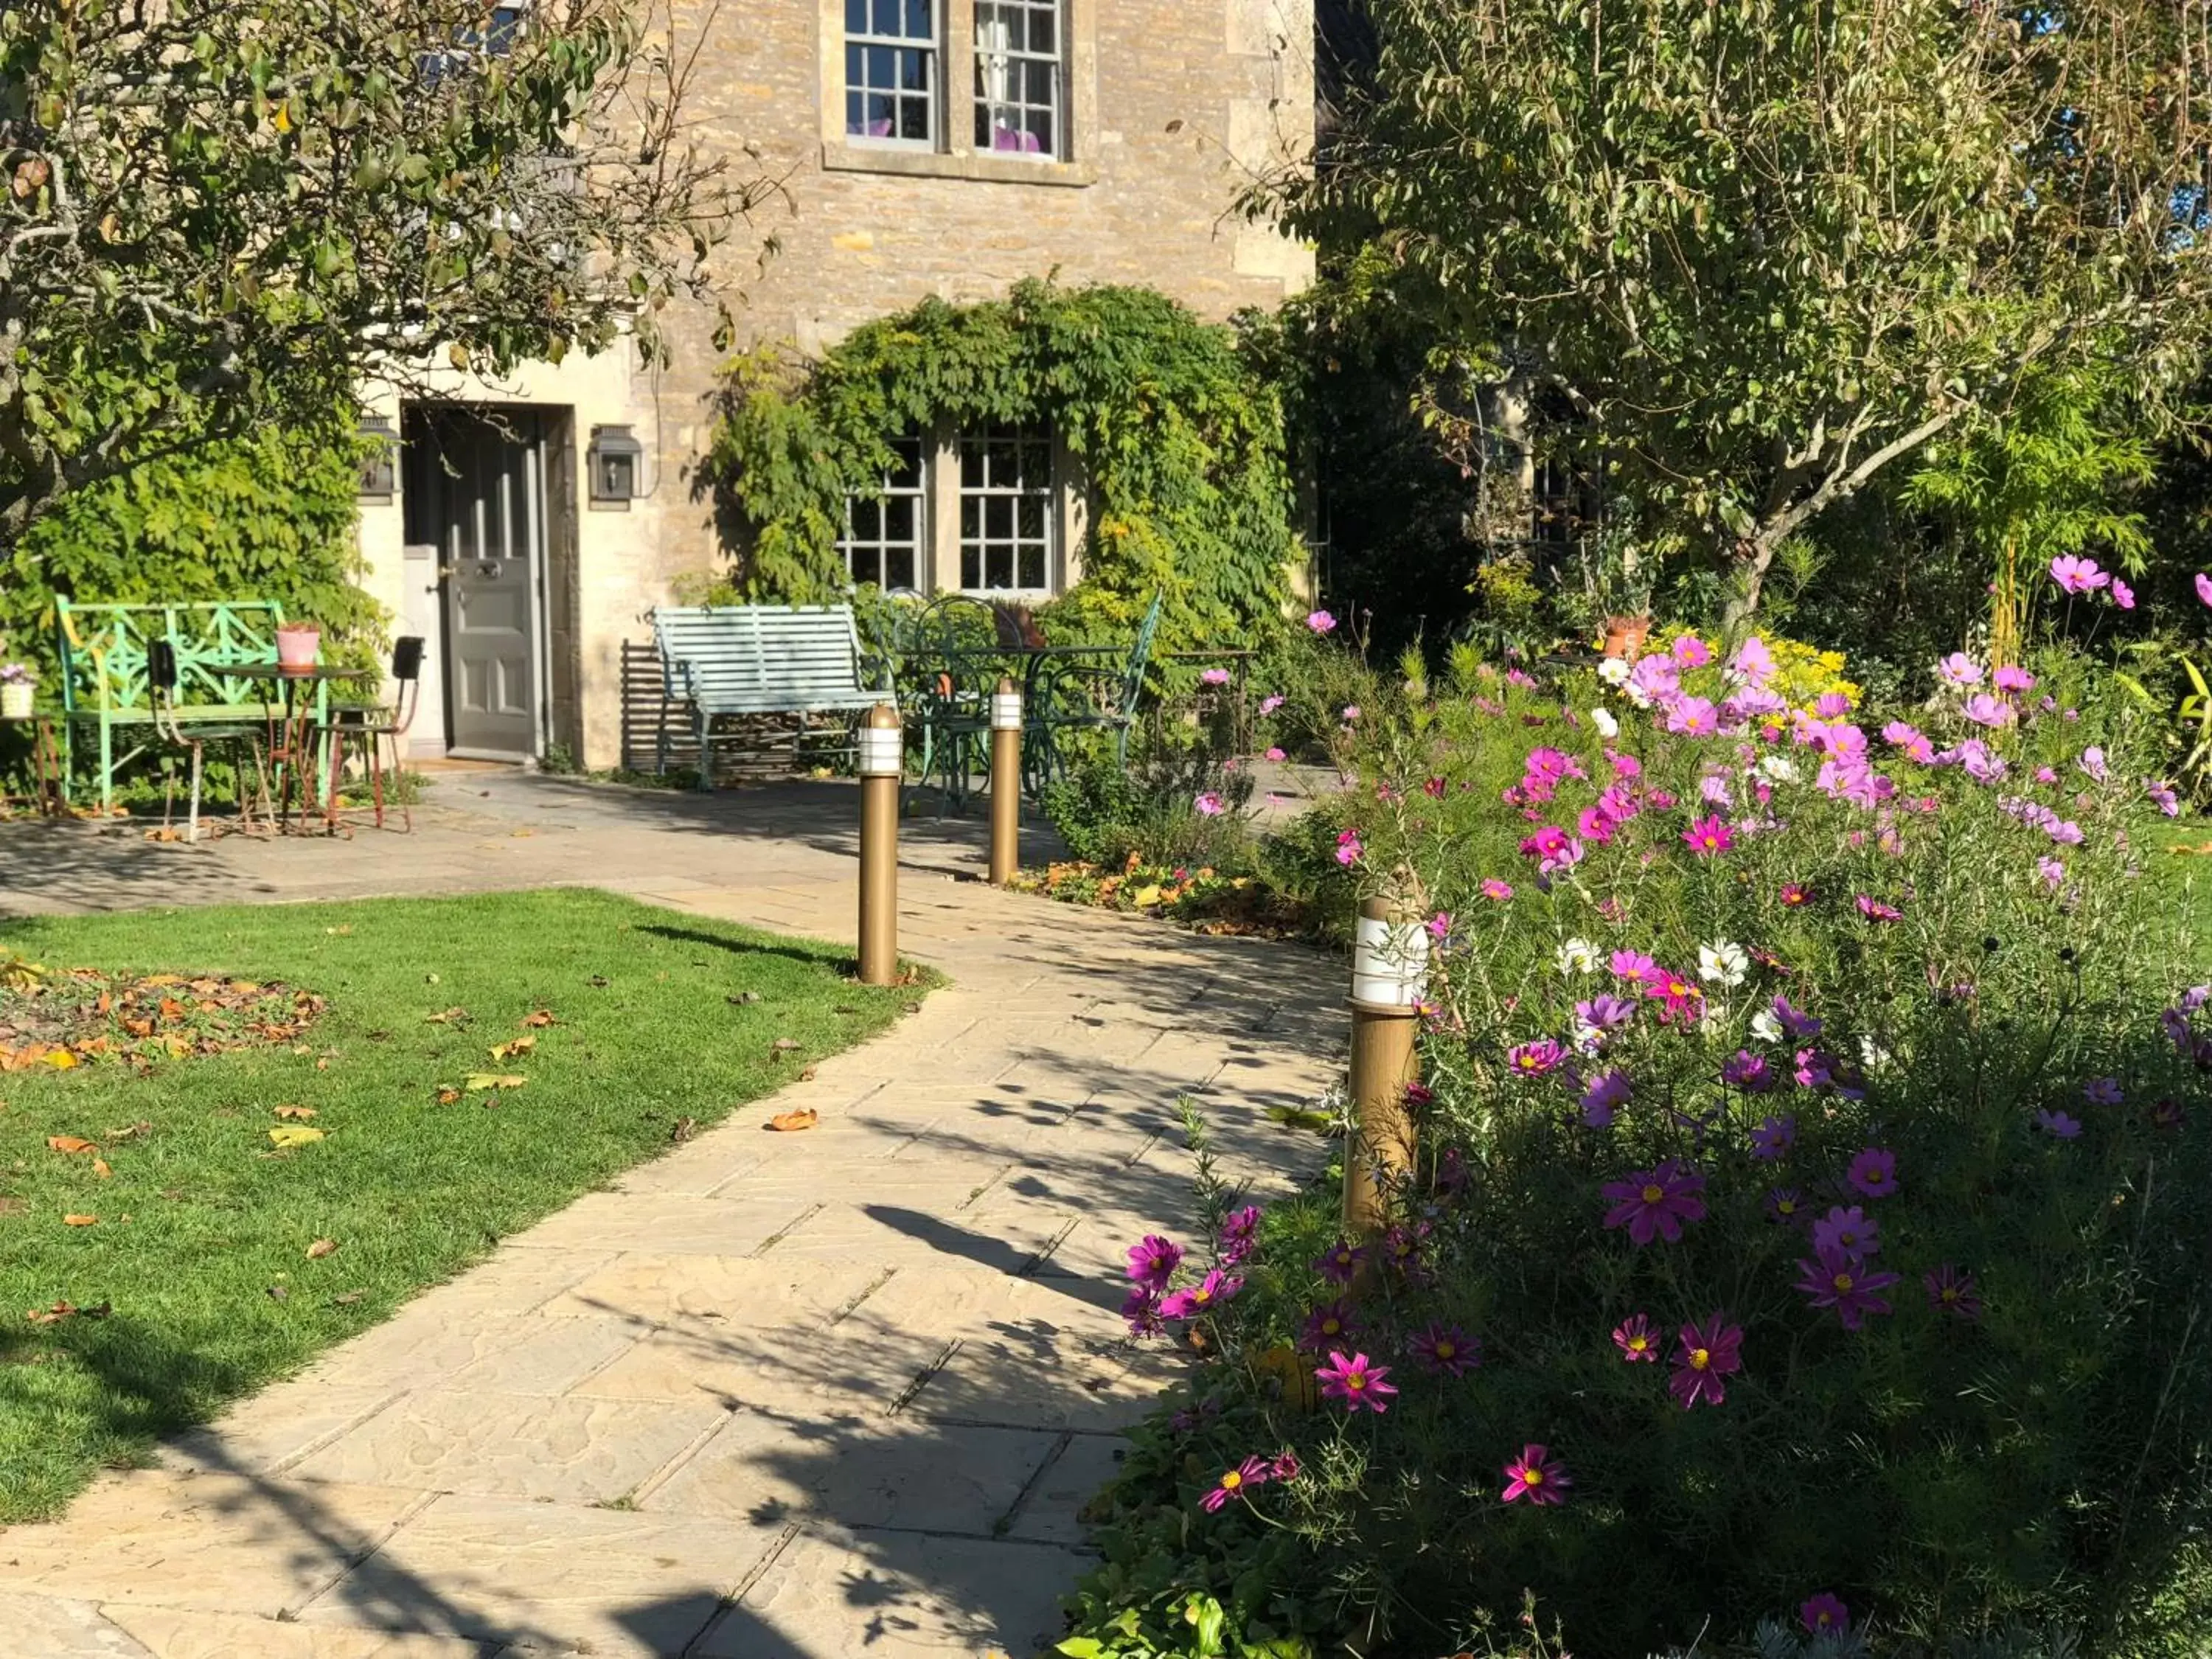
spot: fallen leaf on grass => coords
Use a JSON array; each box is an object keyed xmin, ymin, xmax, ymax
[
  {"xmin": 434, "ymin": 1086, "xmax": 462, "ymax": 1105},
  {"xmin": 1266, "ymin": 1104, "xmax": 1338, "ymax": 1134},
  {"xmin": 771, "ymin": 1037, "xmax": 802, "ymax": 1055},
  {"xmin": 424, "ymin": 1007, "xmax": 469, "ymax": 1026},
  {"xmin": 465, "ymin": 1074, "xmax": 527, "ymax": 1092},
  {"xmin": 63, "ymin": 1214, "xmax": 97, "ymax": 1226},
  {"xmin": 324, "ymin": 925, "xmax": 354, "ymax": 936},
  {"xmin": 105, "ymin": 1121, "xmax": 152, "ymax": 1142},
  {"xmin": 670, "ymin": 1116, "xmax": 698, "ymax": 1143},
  {"xmin": 27, "ymin": 1300, "xmax": 108, "ymax": 1325},
  {"xmin": 489, "ymin": 1036, "xmax": 536, "ymax": 1062},
  {"xmin": 306, "ymin": 1237, "xmax": 339, "ymax": 1259},
  {"xmin": 41, "ymin": 1049, "xmax": 77, "ymax": 1070},
  {"xmin": 728, "ymin": 991, "xmax": 762, "ymax": 1006},
  {"xmin": 765, "ymin": 1108, "xmax": 818, "ymax": 1133},
  {"xmin": 0, "ymin": 1198, "xmax": 25, "ymax": 1217},
  {"xmin": 799, "ymin": 1065, "xmax": 817, "ymax": 1082},
  {"xmin": 46, "ymin": 1135, "xmax": 97, "ymax": 1155},
  {"xmin": 91, "ymin": 1158, "xmax": 111, "ymax": 1180},
  {"xmin": 268, "ymin": 1127, "xmax": 326, "ymax": 1148},
  {"xmin": 521, "ymin": 1009, "xmax": 558, "ymax": 1028},
  {"xmin": 333, "ymin": 1289, "xmax": 366, "ymax": 1306},
  {"xmin": 274, "ymin": 1105, "xmax": 317, "ymax": 1120}
]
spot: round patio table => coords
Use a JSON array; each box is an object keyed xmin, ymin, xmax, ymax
[{"xmin": 201, "ymin": 661, "xmax": 378, "ymax": 834}]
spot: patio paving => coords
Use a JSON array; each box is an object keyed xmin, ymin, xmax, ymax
[{"xmin": 0, "ymin": 772, "xmax": 1343, "ymax": 1658}]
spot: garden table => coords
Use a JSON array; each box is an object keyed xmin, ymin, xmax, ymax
[
  {"xmin": 914, "ymin": 643, "xmax": 1122, "ymax": 807},
  {"xmin": 201, "ymin": 661, "xmax": 376, "ymax": 834}
]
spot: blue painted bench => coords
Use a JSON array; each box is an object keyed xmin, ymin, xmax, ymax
[{"xmin": 650, "ymin": 605, "xmax": 892, "ymax": 788}]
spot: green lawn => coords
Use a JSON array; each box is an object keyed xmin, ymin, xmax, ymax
[{"xmin": 0, "ymin": 888, "xmax": 925, "ymax": 1521}]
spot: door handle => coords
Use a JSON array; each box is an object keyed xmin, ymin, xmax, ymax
[{"xmin": 477, "ymin": 560, "xmax": 501, "ymax": 578}]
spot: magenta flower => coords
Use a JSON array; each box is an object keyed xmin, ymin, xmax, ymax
[
  {"xmin": 1312, "ymin": 1239, "xmax": 1366, "ymax": 1286},
  {"xmin": 1121, "ymin": 1285, "xmax": 1164, "ymax": 1337},
  {"xmin": 1301, "ymin": 1298, "xmax": 1363, "ymax": 1353},
  {"xmin": 1801, "ymin": 1593, "xmax": 1851, "ymax": 1636},
  {"xmin": 1855, "ymin": 894, "xmax": 1903, "ymax": 922},
  {"xmin": 1601, "ymin": 1160, "xmax": 1708, "ymax": 1245},
  {"xmin": 1794, "ymin": 1048, "xmax": 1837, "ymax": 1090},
  {"xmin": 1730, "ymin": 1054, "xmax": 1779, "ymax": 1096},
  {"xmin": 1508, "ymin": 1038, "xmax": 1567, "ymax": 1077},
  {"xmin": 1259, "ymin": 694, "xmax": 1284, "ymax": 714},
  {"xmin": 1993, "ymin": 664, "xmax": 2036, "ymax": 695},
  {"xmin": 1410, "ymin": 1322, "xmax": 1481, "ymax": 1377},
  {"xmin": 1780, "ymin": 880, "xmax": 1815, "ymax": 906},
  {"xmin": 1200, "ymin": 1455, "xmax": 1272, "ymax": 1512},
  {"xmin": 1578, "ymin": 992, "xmax": 1637, "ymax": 1033},
  {"xmin": 1426, "ymin": 911, "xmax": 1452, "ymax": 942},
  {"xmin": 1612, "ymin": 949, "xmax": 1659, "ymax": 984},
  {"xmin": 1848, "ymin": 1147, "xmax": 1899, "ymax": 1198},
  {"xmin": 1925, "ymin": 1265, "xmax": 1983, "ymax": 1321},
  {"xmin": 1766, "ymin": 1187, "xmax": 1806, "ymax": 1225},
  {"xmin": 1126, "ymin": 1234, "xmax": 1184, "ymax": 1290},
  {"xmin": 1667, "ymin": 696, "xmax": 1720, "ymax": 737},
  {"xmin": 2083, "ymin": 1075, "xmax": 2124, "ymax": 1106},
  {"xmin": 1198, "ymin": 667, "xmax": 1231, "ymax": 686},
  {"xmin": 1269, "ymin": 1450, "xmax": 1301, "ymax": 1481},
  {"xmin": 1682, "ymin": 815, "xmax": 1736, "ymax": 856},
  {"xmin": 1500, "ymin": 1444, "xmax": 1571, "ymax": 1506},
  {"xmin": 1194, "ymin": 792, "xmax": 1225, "ymax": 818},
  {"xmin": 1159, "ymin": 1270, "xmax": 1242, "ymax": 1319},
  {"xmin": 1314, "ymin": 1349, "xmax": 1397, "ymax": 1413},
  {"xmin": 1773, "ymin": 993, "xmax": 1823, "ymax": 1040},
  {"xmin": 1672, "ymin": 633, "xmax": 1714, "ymax": 667},
  {"xmin": 1218, "ymin": 1206, "xmax": 1262, "ymax": 1266},
  {"xmin": 1264, "ymin": 745, "xmax": 1286, "ymax": 762},
  {"xmin": 1962, "ymin": 692, "xmax": 2014, "ymax": 728},
  {"xmin": 1750, "ymin": 1113, "xmax": 1796, "ymax": 1160},
  {"xmin": 1481, "ymin": 877, "xmax": 1514, "ymax": 901},
  {"xmin": 1580, "ymin": 1069, "xmax": 1632, "ymax": 1127},
  {"xmin": 2153, "ymin": 1096, "xmax": 2187, "ymax": 1133},
  {"xmin": 2035, "ymin": 1108, "xmax": 2083, "ymax": 1140},
  {"xmin": 1380, "ymin": 1222, "xmax": 1430, "ymax": 1279},
  {"xmin": 1335, "ymin": 830, "xmax": 1364, "ymax": 867},
  {"xmin": 1668, "ymin": 1313, "xmax": 1744, "ymax": 1410},
  {"xmin": 1306, "ymin": 609, "xmax": 1338, "ymax": 634},
  {"xmin": 2050, "ymin": 554, "xmax": 2110, "ymax": 594},
  {"xmin": 1613, "ymin": 1312, "xmax": 1659, "ymax": 1362},
  {"xmin": 1937, "ymin": 652, "xmax": 1984, "ymax": 688},
  {"xmin": 1340, "ymin": 704, "xmax": 1361, "ymax": 723},
  {"xmin": 1812, "ymin": 1204, "xmax": 1879, "ymax": 1257},
  {"xmin": 1795, "ymin": 1246, "xmax": 1899, "ymax": 1329},
  {"xmin": 2197, "ymin": 572, "xmax": 2212, "ymax": 608}
]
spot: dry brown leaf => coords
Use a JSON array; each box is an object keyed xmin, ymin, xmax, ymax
[
  {"xmin": 489, "ymin": 1036, "xmax": 537, "ymax": 1062},
  {"xmin": 63, "ymin": 1214, "xmax": 97, "ymax": 1226},
  {"xmin": 799, "ymin": 1065, "xmax": 818, "ymax": 1082},
  {"xmin": 771, "ymin": 1037, "xmax": 802, "ymax": 1052},
  {"xmin": 424, "ymin": 1007, "xmax": 469, "ymax": 1025},
  {"xmin": 46, "ymin": 1135, "xmax": 97, "ymax": 1155},
  {"xmin": 91, "ymin": 1158, "xmax": 111, "ymax": 1180},
  {"xmin": 434, "ymin": 1087, "xmax": 462, "ymax": 1105},
  {"xmin": 305, "ymin": 1237, "xmax": 338, "ymax": 1259},
  {"xmin": 274, "ymin": 1105, "xmax": 317, "ymax": 1120},
  {"xmin": 105, "ymin": 1121, "xmax": 152, "ymax": 1142},
  {"xmin": 765, "ymin": 1108, "xmax": 819, "ymax": 1133},
  {"xmin": 670, "ymin": 1116, "xmax": 698, "ymax": 1144},
  {"xmin": 521, "ymin": 1009, "xmax": 557, "ymax": 1028}
]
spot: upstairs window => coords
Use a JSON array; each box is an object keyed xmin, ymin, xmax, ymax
[
  {"xmin": 959, "ymin": 426, "xmax": 1054, "ymax": 594},
  {"xmin": 974, "ymin": 0, "xmax": 1061, "ymax": 157},
  {"xmin": 846, "ymin": 0, "xmax": 938, "ymax": 146},
  {"xmin": 838, "ymin": 437, "xmax": 928, "ymax": 591}
]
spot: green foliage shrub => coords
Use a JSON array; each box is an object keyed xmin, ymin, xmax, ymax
[
  {"xmin": 1064, "ymin": 630, "xmax": 2211, "ymax": 1659},
  {"xmin": 1040, "ymin": 744, "xmax": 1260, "ymax": 877}
]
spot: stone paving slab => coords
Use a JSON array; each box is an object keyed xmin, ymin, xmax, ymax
[{"xmin": 0, "ymin": 773, "xmax": 1340, "ymax": 1656}]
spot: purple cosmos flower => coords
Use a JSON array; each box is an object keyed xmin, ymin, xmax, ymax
[
  {"xmin": 1938, "ymin": 652, "xmax": 1984, "ymax": 688},
  {"xmin": 1962, "ymin": 692, "xmax": 2015, "ymax": 728},
  {"xmin": 1194, "ymin": 792, "xmax": 1225, "ymax": 817},
  {"xmin": 1848, "ymin": 1147, "xmax": 1899, "ymax": 1197},
  {"xmin": 1812, "ymin": 1204, "xmax": 1880, "ymax": 1257},
  {"xmin": 1218, "ymin": 1206, "xmax": 1262, "ymax": 1266},
  {"xmin": 1121, "ymin": 1285, "xmax": 1164, "ymax": 1337},
  {"xmin": 1856, "ymin": 894, "xmax": 1903, "ymax": 922},
  {"xmin": 1200, "ymin": 1455, "xmax": 1272, "ymax": 1512},
  {"xmin": 1795, "ymin": 1246, "xmax": 1900, "ymax": 1329},
  {"xmin": 1669, "ymin": 1314, "xmax": 1744, "ymax": 1410},
  {"xmin": 1269, "ymin": 1450, "xmax": 1301, "ymax": 1481},
  {"xmin": 2051, "ymin": 554, "xmax": 2110, "ymax": 594},
  {"xmin": 2084, "ymin": 1076, "xmax": 2123, "ymax": 1105},
  {"xmin": 1801, "ymin": 1594, "xmax": 1851, "ymax": 1636},
  {"xmin": 1601, "ymin": 1160, "xmax": 1708, "ymax": 1245},
  {"xmin": 1766, "ymin": 1187, "xmax": 1806, "ymax": 1225},
  {"xmin": 1925, "ymin": 1265, "xmax": 1983, "ymax": 1321},
  {"xmin": 1500, "ymin": 1444, "xmax": 1570, "ymax": 1506},
  {"xmin": 1729, "ymin": 1054, "xmax": 1780, "ymax": 1096},
  {"xmin": 1314, "ymin": 1349, "xmax": 1397, "ymax": 1413},
  {"xmin": 1994, "ymin": 664, "xmax": 2036, "ymax": 695},
  {"xmin": 2037, "ymin": 856, "xmax": 2067, "ymax": 890},
  {"xmin": 1301, "ymin": 1298, "xmax": 1363, "ymax": 1353},
  {"xmin": 2147, "ymin": 779, "xmax": 2182, "ymax": 817},
  {"xmin": 1772, "ymin": 993, "xmax": 1822, "ymax": 1040},
  {"xmin": 2153, "ymin": 1097, "xmax": 2187, "ymax": 1132},
  {"xmin": 1127, "ymin": 1235, "xmax": 1184, "ymax": 1290},
  {"xmin": 1577, "ymin": 992, "xmax": 1637, "ymax": 1033},
  {"xmin": 2036, "ymin": 1108, "xmax": 2083, "ymax": 1140},
  {"xmin": 1508, "ymin": 1038, "xmax": 1567, "ymax": 1077},
  {"xmin": 1607, "ymin": 1314, "xmax": 1658, "ymax": 1366},
  {"xmin": 1312, "ymin": 1239, "xmax": 1366, "ymax": 1286},
  {"xmin": 1481, "ymin": 877, "xmax": 1514, "ymax": 901},
  {"xmin": 1749, "ymin": 1114, "xmax": 1797, "ymax": 1162},
  {"xmin": 1683, "ymin": 815, "xmax": 1736, "ymax": 856},
  {"xmin": 1159, "ymin": 1270, "xmax": 1242, "ymax": 1319},
  {"xmin": 1306, "ymin": 609, "xmax": 1337, "ymax": 634},
  {"xmin": 2197, "ymin": 572, "xmax": 2212, "ymax": 608},
  {"xmin": 2079, "ymin": 746, "xmax": 2108, "ymax": 783},
  {"xmin": 1410, "ymin": 1322, "xmax": 1481, "ymax": 1377},
  {"xmin": 1580, "ymin": 1069, "xmax": 1632, "ymax": 1127}
]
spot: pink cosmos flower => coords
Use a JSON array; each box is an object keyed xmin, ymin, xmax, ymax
[
  {"xmin": 1312, "ymin": 1239, "xmax": 1366, "ymax": 1285},
  {"xmin": 1601, "ymin": 1160, "xmax": 1708, "ymax": 1245},
  {"xmin": 2084, "ymin": 1075, "xmax": 2124, "ymax": 1105},
  {"xmin": 1925, "ymin": 1265, "xmax": 1983, "ymax": 1321},
  {"xmin": 1643, "ymin": 967, "xmax": 1705, "ymax": 1023},
  {"xmin": 1159, "ymin": 1270, "xmax": 1242, "ymax": 1320},
  {"xmin": 1269, "ymin": 1450, "xmax": 1301, "ymax": 1481},
  {"xmin": 1580, "ymin": 1069, "xmax": 1632, "ymax": 1127},
  {"xmin": 1335, "ymin": 830, "xmax": 1363, "ymax": 867},
  {"xmin": 1801, "ymin": 1594, "xmax": 1851, "ymax": 1636},
  {"xmin": 1199, "ymin": 667, "xmax": 1231, "ymax": 686},
  {"xmin": 1672, "ymin": 633, "xmax": 1714, "ymax": 667},
  {"xmin": 1729, "ymin": 1054, "xmax": 1779, "ymax": 1096},
  {"xmin": 1500, "ymin": 1444, "xmax": 1570, "ymax": 1506},
  {"xmin": 1612, "ymin": 949, "xmax": 1659, "ymax": 984},
  {"xmin": 2050, "ymin": 554, "xmax": 2110, "ymax": 594},
  {"xmin": 1301, "ymin": 1298, "xmax": 1363, "ymax": 1353},
  {"xmin": 1509, "ymin": 1038, "xmax": 1566, "ymax": 1077},
  {"xmin": 1962, "ymin": 692, "xmax": 2014, "ymax": 728},
  {"xmin": 1341, "ymin": 705, "xmax": 1361, "ymax": 723},
  {"xmin": 1667, "ymin": 697, "xmax": 1720, "ymax": 737},
  {"xmin": 1613, "ymin": 1312, "xmax": 1659, "ymax": 1362},
  {"xmin": 2197, "ymin": 572, "xmax": 2212, "ymax": 608},
  {"xmin": 1126, "ymin": 1234, "xmax": 1184, "ymax": 1290},
  {"xmin": 1121, "ymin": 1285, "xmax": 1164, "ymax": 1337},
  {"xmin": 1481, "ymin": 878, "xmax": 1514, "ymax": 901},
  {"xmin": 1683, "ymin": 815, "xmax": 1735, "ymax": 856},
  {"xmin": 1200, "ymin": 1455, "xmax": 1272, "ymax": 1512},
  {"xmin": 1306, "ymin": 609, "xmax": 1337, "ymax": 634},
  {"xmin": 1410, "ymin": 1322, "xmax": 1481, "ymax": 1377},
  {"xmin": 1732, "ymin": 635, "xmax": 1776, "ymax": 684},
  {"xmin": 1795, "ymin": 1245, "xmax": 1899, "ymax": 1329},
  {"xmin": 1848, "ymin": 1147, "xmax": 1899, "ymax": 1197},
  {"xmin": 1577, "ymin": 804, "xmax": 1617, "ymax": 845},
  {"xmin": 1194, "ymin": 792, "xmax": 1225, "ymax": 817},
  {"xmin": 1855, "ymin": 894, "xmax": 1903, "ymax": 922},
  {"xmin": 1218, "ymin": 1206, "xmax": 1262, "ymax": 1266},
  {"xmin": 1314, "ymin": 1349, "xmax": 1397, "ymax": 1413},
  {"xmin": 1668, "ymin": 1313, "xmax": 1743, "ymax": 1410},
  {"xmin": 1259, "ymin": 695, "xmax": 1284, "ymax": 714},
  {"xmin": 1938, "ymin": 652, "xmax": 1984, "ymax": 688},
  {"xmin": 1780, "ymin": 881, "xmax": 1814, "ymax": 907},
  {"xmin": 1794, "ymin": 1047, "xmax": 1837, "ymax": 1090},
  {"xmin": 2037, "ymin": 855, "xmax": 2066, "ymax": 890},
  {"xmin": 1265, "ymin": 746, "xmax": 1287, "ymax": 762},
  {"xmin": 1882, "ymin": 721, "xmax": 1935, "ymax": 763},
  {"xmin": 1749, "ymin": 1113, "xmax": 1795, "ymax": 1159},
  {"xmin": 1812, "ymin": 1204, "xmax": 1879, "ymax": 1257},
  {"xmin": 1425, "ymin": 911, "xmax": 1451, "ymax": 942}
]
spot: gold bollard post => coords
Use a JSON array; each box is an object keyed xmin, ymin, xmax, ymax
[
  {"xmin": 1343, "ymin": 896, "xmax": 1428, "ymax": 1245},
  {"xmin": 856, "ymin": 703, "xmax": 902, "ymax": 987},
  {"xmin": 989, "ymin": 678, "xmax": 1022, "ymax": 887}
]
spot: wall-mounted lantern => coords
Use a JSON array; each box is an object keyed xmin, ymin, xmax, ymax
[
  {"xmin": 357, "ymin": 416, "xmax": 399, "ymax": 502},
  {"xmin": 588, "ymin": 425, "xmax": 645, "ymax": 506}
]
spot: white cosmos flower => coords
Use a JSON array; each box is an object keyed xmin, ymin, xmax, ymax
[
  {"xmin": 1756, "ymin": 756, "xmax": 1799, "ymax": 785},
  {"xmin": 1556, "ymin": 937, "xmax": 1601, "ymax": 976},
  {"xmin": 1598, "ymin": 657, "xmax": 1632, "ymax": 686},
  {"xmin": 1623, "ymin": 681, "xmax": 1653, "ymax": 709},
  {"xmin": 1860, "ymin": 1035, "xmax": 1891, "ymax": 1072},
  {"xmin": 1698, "ymin": 941, "xmax": 1749, "ymax": 987},
  {"xmin": 1571, "ymin": 1020, "xmax": 1604, "ymax": 1056},
  {"xmin": 1750, "ymin": 1009, "xmax": 1784, "ymax": 1045},
  {"xmin": 1590, "ymin": 707, "xmax": 1621, "ymax": 740}
]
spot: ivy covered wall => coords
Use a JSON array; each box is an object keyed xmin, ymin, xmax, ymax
[{"xmin": 700, "ymin": 280, "xmax": 1304, "ymax": 652}]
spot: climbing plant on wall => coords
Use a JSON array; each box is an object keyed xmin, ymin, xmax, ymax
[{"xmin": 701, "ymin": 280, "xmax": 1303, "ymax": 652}]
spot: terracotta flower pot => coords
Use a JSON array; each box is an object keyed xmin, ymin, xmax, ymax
[
  {"xmin": 1601, "ymin": 615, "xmax": 1651, "ymax": 661},
  {"xmin": 275, "ymin": 624, "xmax": 321, "ymax": 672}
]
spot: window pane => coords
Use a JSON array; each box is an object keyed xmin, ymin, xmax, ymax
[
  {"xmin": 984, "ymin": 497, "xmax": 1012, "ymax": 539},
  {"xmin": 905, "ymin": 0, "xmax": 933, "ymax": 37},
  {"xmin": 847, "ymin": 0, "xmax": 869, "ymax": 30},
  {"xmin": 872, "ymin": 0, "xmax": 900, "ymax": 34},
  {"xmin": 961, "ymin": 495, "xmax": 979, "ymax": 535},
  {"xmin": 961, "ymin": 547, "xmax": 981, "ymax": 589},
  {"xmin": 989, "ymin": 545, "xmax": 1012, "ymax": 588},
  {"xmin": 1019, "ymin": 543, "xmax": 1046, "ymax": 591},
  {"xmin": 1016, "ymin": 498, "xmax": 1044, "ymax": 540}
]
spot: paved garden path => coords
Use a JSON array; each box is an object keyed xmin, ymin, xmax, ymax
[{"xmin": 0, "ymin": 774, "xmax": 1341, "ymax": 1658}]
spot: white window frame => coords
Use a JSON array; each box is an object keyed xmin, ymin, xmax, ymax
[
  {"xmin": 838, "ymin": 437, "xmax": 930, "ymax": 591},
  {"xmin": 844, "ymin": 0, "xmax": 941, "ymax": 149},
  {"xmin": 957, "ymin": 425, "xmax": 1057, "ymax": 597},
  {"xmin": 973, "ymin": 0, "xmax": 1062, "ymax": 160}
]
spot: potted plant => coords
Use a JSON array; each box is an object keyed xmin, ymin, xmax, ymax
[
  {"xmin": 274, "ymin": 621, "xmax": 321, "ymax": 672},
  {"xmin": 1580, "ymin": 518, "xmax": 1658, "ymax": 659},
  {"xmin": 0, "ymin": 662, "xmax": 36, "ymax": 721}
]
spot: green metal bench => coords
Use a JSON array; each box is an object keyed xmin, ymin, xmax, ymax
[
  {"xmin": 56, "ymin": 599, "xmax": 306, "ymax": 811},
  {"xmin": 650, "ymin": 605, "xmax": 894, "ymax": 790}
]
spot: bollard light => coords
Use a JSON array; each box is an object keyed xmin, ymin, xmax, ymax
[
  {"xmin": 857, "ymin": 703, "xmax": 902, "ymax": 984},
  {"xmin": 1343, "ymin": 896, "xmax": 1426, "ymax": 1257},
  {"xmin": 989, "ymin": 678, "xmax": 1022, "ymax": 887}
]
